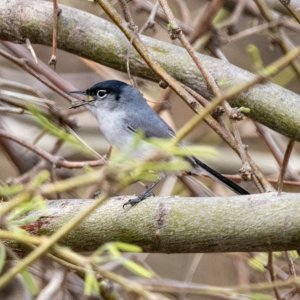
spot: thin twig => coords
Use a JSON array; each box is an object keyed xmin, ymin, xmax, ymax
[
  {"xmin": 139, "ymin": 1, "xmax": 160, "ymax": 34},
  {"xmin": 48, "ymin": 0, "xmax": 59, "ymax": 67},
  {"xmin": 254, "ymin": 0, "xmax": 300, "ymax": 76},
  {"xmin": 278, "ymin": 0, "xmax": 300, "ymax": 24},
  {"xmin": 0, "ymin": 48, "xmax": 74, "ymax": 103},
  {"xmin": 222, "ymin": 174, "xmax": 300, "ymax": 187},
  {"xmin": 225, "ymin": 18, "xmax": 284, "ymax": 43},
  {"xmin": 25, "ymin": 38, "xmax": 38, "ymax": 64},
  {"xmin": 277, "ymin": 139, "xmax": 295, "ymax": 193},
  {"xmin": 0, "ymin": 129, "xmax": 105, "ymax": 169},
  {"xmin": 267, "ymin": 252, "xmax": 282, "ymax": 300},
  {"xmin": 133, "ymin": 0, "xmax": 194, "ymax": 35},
  {"xmin": 0, "ymin": 106, "xmax": 24, "ymax": 114},
  {"xmin": 1, "ymin": 42, "xmax": 79, "ymax": 100},
  {"xmin": 189, "ymin": 0, "xmax": 224, "ymax": 43}
]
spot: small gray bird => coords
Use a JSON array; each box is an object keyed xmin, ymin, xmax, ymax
[{"xmin": 70, "ymin": 80, "xmax": 248, "ymax": 206}]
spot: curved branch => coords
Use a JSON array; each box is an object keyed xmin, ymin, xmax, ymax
[
  {"xmin": 21, "ymin": 193, "xmax": 300, "ymax": 253},
  {"xmin": 1, "ymin": 0, "xmax": 300, "ymax": 140}
]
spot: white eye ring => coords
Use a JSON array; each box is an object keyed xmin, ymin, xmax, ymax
[{"xmin": 96, "ymin": 89, "xmax": 107, "ymax": 98}]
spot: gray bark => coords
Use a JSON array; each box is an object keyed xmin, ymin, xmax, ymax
[
  {"xmin": 22, "ymin": 193, "xmax": 300, "ymax": 253},
  {"xmin": 1, "ymin": 0, "xmax": 300, "ymax": 141}
]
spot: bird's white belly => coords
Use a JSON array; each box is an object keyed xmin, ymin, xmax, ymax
[
  {"xmin": 96, "ymin": 110, "xmax": 130, "ymax": 149},
  {"xmin": 96, "ymin": 110, "xmax": 155, "ymax": 158}
]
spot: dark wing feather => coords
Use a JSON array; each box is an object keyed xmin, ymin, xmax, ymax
[{"xmin": 124, "ymin": 106, "xmax": 174, "ymax": 138}]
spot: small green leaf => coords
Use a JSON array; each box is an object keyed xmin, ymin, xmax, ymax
[
  {"xmin": 28, "ymin": 105, "xmax": 92, "ymax": 156},
  {"xmin": 238, "ymin": 107, "xmax": 250, "ymax": 114},
  {"xmin": 106, "ymin": 244, "xmax": 121, "ymax": 258},
  {"xmin": 0, "ymin": 184, "xmax": 24, "ymax": 197},
  {"xmin": 114, "ymin": 242, "xmax": 143, "ymax": 253},
  {"xmin": 250, "ymin": 293, "xmax": 273, "ymax": 300},
  {"xmin": 122, "ymin": 259, "xmax": 154, "ymax": 278},
  {"xmin": 289, "ymin": 250, "xmax": 298, "ymax": 259},
  {"xmin": 246, "ymin": 44, "xmax": 264, "ymax": 71},
  {"xmin": 84, "ymin": 269, "xmax": 100, "ymax": 296},
  {"xmin": 7, "ymin": 195, "xmax": 46, "ymax": 223},
  {"xmin": 20, "ymin": 269, "xmax": 39, "ymax": 295},
  {"xmin": 248, "ymin": 253, "xmax": 267, "ymax": 272},
  {"xmin": 0, "ymin": 244, "xmax": 6, "ymax": 274}
]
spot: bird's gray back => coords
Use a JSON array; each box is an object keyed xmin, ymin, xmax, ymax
[{"xmin": 121, "ymin": 86, "xmax": 174, "ymax": 139}]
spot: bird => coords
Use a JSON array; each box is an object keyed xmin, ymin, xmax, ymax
[{"xmin": 70, "ymin": 80, "xmax": 249, "ymax": 206}]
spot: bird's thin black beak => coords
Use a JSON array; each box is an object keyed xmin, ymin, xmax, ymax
[
  {"xmin": 69, "ymin": 90, "xmax": 86, "ymax": 95},
  {"xmin": 69, "ymin": 90, "xmax": 89, "ymax": 109}
]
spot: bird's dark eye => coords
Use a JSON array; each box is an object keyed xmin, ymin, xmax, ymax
[{"xmin": 96, "ymin": 89, "xmax": 108, "ymax": 99}]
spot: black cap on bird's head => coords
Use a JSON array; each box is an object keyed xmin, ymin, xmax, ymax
[
  {"xmin": 69, "ymin": 80, "xmax": 146, "ymax": 110},
  {"xmin": 69, "ymin": 80, "xmax": 132, "ymax": 109}
]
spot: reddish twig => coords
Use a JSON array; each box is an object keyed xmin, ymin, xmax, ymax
[
  {"xmin": 139, "ymin": 1, "xmax": 160, "ymax": 34},
  {"xmin": 48, "ymin": 0, "xmax": 59, "ymax": 68},
  {"xmin": 25, "ymin": 38, "xmax": 38, "ymax": 64},
  {"xmin": 1, "ymin": 42, "xmax": 79, "ymax": 99},
  {"xmin": 256, "ymin": 123, "xmax": 299, "ymax": 180},
  {"xmin": 254, "ymin": 0, "xmax": 300, "ymax": 76},
  {"xmin": 189, "ymin": 0, "xmax": 224, "ymax": 43},
  {"xmin": 278, "ymin": 0, "xmax": 300, "ymax": 24},
  {"xmin": 277, "ymin": 139, "xmax": 295, "ymax": 193},
  {"xmin": 266, "ymin": 252, "xmax": 282, "ymax": 300},
  {"xmin": 0, "ymin": 129, "xmax": 105, "ymax": 169},
  {"xmin": 0, "ymin": 48, "xmax": 74, "ymax": 103}
]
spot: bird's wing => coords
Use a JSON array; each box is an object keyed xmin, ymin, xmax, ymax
[
  {"xmin": 125, "ymin": 104, "xmax": 249, "ymax": 196},
  {"xmin": 124, "ymin": 109, "xmax": 175, "ymax": 139}
]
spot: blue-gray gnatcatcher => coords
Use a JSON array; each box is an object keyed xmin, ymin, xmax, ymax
[{"xmin": 70, "ymin": 80, "xmax": 248, "ymax": 206}]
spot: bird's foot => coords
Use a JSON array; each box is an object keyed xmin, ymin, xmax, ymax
[
  {"xmin": 93, "ymin": 191, "xmax": 102, "ymax": 198},
  {"xmin": 123, "ymin": 189, "xmax": 155, "ymax": 209}
]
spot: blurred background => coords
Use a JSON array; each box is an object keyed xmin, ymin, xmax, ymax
[{"xmin": 1, "ymin": 0, "xmax": 300, "ymax": 299}]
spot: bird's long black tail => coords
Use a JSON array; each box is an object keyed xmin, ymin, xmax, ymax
[{"xmin": 188, "ymin": 156, "xmax": 249, "ymax": 195}]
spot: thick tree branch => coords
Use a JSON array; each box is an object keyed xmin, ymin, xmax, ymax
[
  {"xmin": 1, "ymin": 0, "xmax": 300, "ymax": 141},
  {"xmin": 17, "ymin": 193, "xmax": 300, "ymax": 253}
]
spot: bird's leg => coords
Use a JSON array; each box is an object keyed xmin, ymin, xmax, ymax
[{"xmin": 123, "ymin": 177, "xmax": 162, "ymax": 208}]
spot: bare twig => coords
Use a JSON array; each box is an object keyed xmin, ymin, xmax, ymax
[
  {"xmin": 224, "ymin": 18, "xmax": 284, "ymax": 43},
  {"xmin": 266, "ymin": 252, "xmax": 282, "ymax": 300},
  {"xmin": 25, "ymin": 38, "xmax": 38, "ymax": 64},
  {"xmin": 0, "ymin": 48, "xmax": 74, "ymax": 103},
  {"xmin": 1, "ymin": 42, "xmax": 79, "ymax": 98},
  {"xmin": 278, "ymin": 0, "xmax": 300, "ymax": 24},
  {"xmin": 48, "ymin": 0, "xmax": 59, "ymax": 67},
  {"xmin": 0, "ymin": 129, "xmax": 105, "ymax": 169},
  {"xmin": 139, "ymin": 1, "xmax": 160, "ymax": 34},
  {"xmin": 277, "ymin": 139, "xmax": 295, "ymax": 193},
  {"xmin": 254, "ymin": 0, "xmax": 300, "ymax": 76},
  {"xmin": 133, "ymin": 0, "xmax": 194, "ymax": 34},
  {"xmin": 0, "ymin": 106, "xmax": 24, "ymax": 114},
  {"xmin": 189, "ymin": 0, "xmax": 224, "ymax": 43}
]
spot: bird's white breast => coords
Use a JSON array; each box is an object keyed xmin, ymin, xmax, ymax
[
  {"xmin": 96, "ymin": 109, "xmax": 132, "ymax": 149},
  {"xmin": 95, "ymin": 109, "xmax": 156, "ymax": 158}
]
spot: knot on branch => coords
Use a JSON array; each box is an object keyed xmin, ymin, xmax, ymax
[
  {"xmin": 128, "ymin": 23, "xmax": 138, "ymax": 33},
  {"xmin": 212, "ymin": 106, "xmax": 225, "ymax": 118},
  {"xmin": 279, "ymin": 0, "xmax": 290, "ymax": 5},
  {"xmin": 52, "ymin": 156, "xmax": 64, "ymax": 168},
  {"xmin": 207, "ymin": 28, "xmax": 222, "ymax": 49},
  {"xmin": 229, "ymin": 107, "xmax": 245, "ymax": 121},
  {"xmin": 167, "ymin": 25, "xmax": 182, "ymax": 40},
  {"xmin": 158, "ymin": 80, "xmax": 168, "ymax": 89},
  {"xmin": 239, "ymin": 162, "xmax": 252, "ymax": 181}
]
